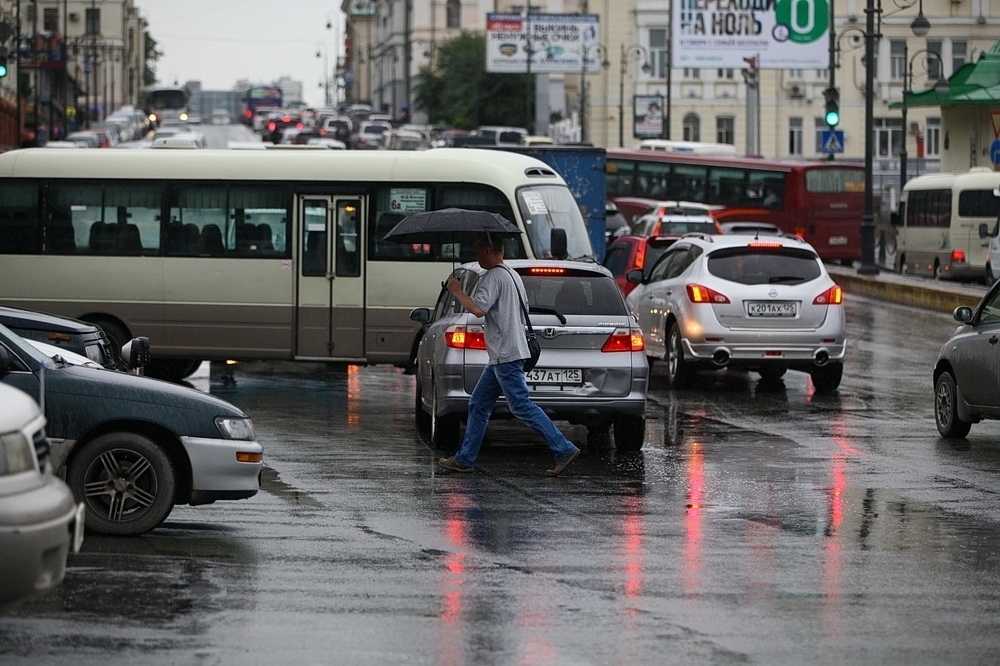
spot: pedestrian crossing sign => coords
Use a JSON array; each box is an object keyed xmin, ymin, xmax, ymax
[{"xmin": 821, "ymin": 130, "xmax": 845, "ymax": 154}]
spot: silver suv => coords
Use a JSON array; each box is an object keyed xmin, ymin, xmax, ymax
[
  {"xmin": 626, "ymin": 233, "xmax": 847, "ymax": 392},
  {"xmin": 410, "ymin": 260, "xmax": 648, "ymax": 451}
]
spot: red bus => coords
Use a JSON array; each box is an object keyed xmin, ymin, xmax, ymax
[{"xmin": 605, "ymin": 149, "xmax": 866, "ymax": 263}]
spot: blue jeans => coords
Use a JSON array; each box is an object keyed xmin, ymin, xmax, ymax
[{"xmin": 453, "ymin": 360, "xmax": 578, "ymax": 467}]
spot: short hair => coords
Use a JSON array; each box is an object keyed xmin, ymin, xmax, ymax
[{"xmin": 477, "ymin": 234, "xmax": 505, "ymax": 254}]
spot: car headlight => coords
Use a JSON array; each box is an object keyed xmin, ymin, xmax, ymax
[
  {"xmin": 215, "ymin": 416, "xmax": 256, "ymax": 441},
  {"xmin": 0, "ymin": 431, "xmax": 36, "ymax": 475}
]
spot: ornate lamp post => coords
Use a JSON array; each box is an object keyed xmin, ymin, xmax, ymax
[
  {"xmin": 618, "ymin": 44, "xmax": 648, "ymax": 147},
  {"xmin": 899, "ymin": 45, "xmax": 948, "ymax": 193},
  {"xmin": 579, "ymin": 42, "xmax": 608, "ymax": 144}
]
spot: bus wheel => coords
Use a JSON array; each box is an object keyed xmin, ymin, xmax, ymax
[
  {"xmin": 933, "ymin": 262, "xmax": 944, "ymax": 280},
  {"xmin": 66, "ymin": 432, "xmax": 176, "ymax": 536}
]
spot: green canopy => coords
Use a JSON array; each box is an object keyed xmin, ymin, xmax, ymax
[{"xmin": 890, "ymin": 39, "xmax": 1000, "ymax": 109}]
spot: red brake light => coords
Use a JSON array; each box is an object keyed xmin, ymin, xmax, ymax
[
  {"xmin": 601, "ymin": 327, "xmax": 645, "ymax": 352},
  {"xmin": 747, "ymin": 241, "xmax": 783, "ymax": 249},
  {"xmin": 445, "ymin": 326, "xmax": 487, "ymax": 350},
  {"xmin": 950, "ymin": 249, "xmax": 967, "ymax": 264},
  {"xmin": 281, "ymin": 115, "xmax": 292, "ymax": 122},
  {"xmin": 526, "ymin": 267, "xmax": 565, "ymax": 275},
  {"xmin": 267, "ymin": 121, "xmax": 276, "ymax": 131},
  {"xmin": 813, "ymin": 285, "xmax": 843, "ymax": 305},
  {"xmin": 686, "ymin": 284, "xmax": 730, "ymax": 304}
]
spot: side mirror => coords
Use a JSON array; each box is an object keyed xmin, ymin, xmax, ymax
[
  {"xmin": 550, "ymin": 228, "xmax": 568, "ymax": 260},
  {"xmin": 626, "ymin": 268, "xmax": 644, "ymax": 284},
  {"xmin": 121, "ymin": 336, "xmax": 150, "ymax": 374},
  {"xmin": 889, "ymin": 212, "xmax": 900, "ymax": 227},
  {"xmin": 409, "ymin": 307, "xmax": 431, "ymax": 324},
  {"xmin": 979, "ymin": 223, "xmax": 990, "ymax": 239},
  {"xmin": 953, "ymin": 306, "xmax": 973, "ymax": 324}
]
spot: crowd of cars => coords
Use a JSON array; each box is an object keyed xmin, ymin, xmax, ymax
[{"xmin": 0, "ymin": 307, "xmax": 263, "ymax": 609}]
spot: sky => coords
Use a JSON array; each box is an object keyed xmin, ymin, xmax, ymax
[{"xmin": 135, "ymin": 1, "xmax": 345, "ymax": 107}]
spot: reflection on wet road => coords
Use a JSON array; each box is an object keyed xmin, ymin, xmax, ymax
[{"xmin": 4, "ymin": 296, "xmax": 1000, "ymax": 664}]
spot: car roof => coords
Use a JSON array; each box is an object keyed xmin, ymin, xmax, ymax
[
  {"xmin": 0, "ymin": 306, "xmax": 100, "ymax": 335},
  {"xmin": 675, "ymin": 232, "xmax": 816, "ymax": 252},
  {"xmin": 454, "ymin": 259, "xmax": 612, "ymax": 278}
]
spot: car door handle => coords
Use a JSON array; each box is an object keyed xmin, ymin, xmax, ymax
[{"xmin": 991, "ymin": 335, "xmax": 999, "ymax": 345}]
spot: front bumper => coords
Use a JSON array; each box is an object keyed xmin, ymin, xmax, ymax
[{"xmin": 180, "ymin": 436, "xmax": 262, "ymax": 505}]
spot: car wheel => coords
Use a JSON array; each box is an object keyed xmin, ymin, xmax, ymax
[
  {"xmin": 810, "ymin": 362, "xmax": 843, "ymax": 394},
  {"xmin": 66, "ymin": 432, "xmax": 176, "ymax": 536},
  {"xmin": 430, "ymin": 383, "xmax": 461, "ymax": 451},
  {"xmin": 935, "ymin": 371, "xmax": 973, "ymax": 438},
  {"xmin": 613, "ymin": 415, "xmax": 645, "ymax": 452},
  {"xmin": 933, "ymin": 261, "xmax": 944, "ymax": 280},
  {"xmin": 666, "ymin": 321, "xmax": 696, "ymax": 389},
  {"xmin": 415, "ymin": 377, "xmax": 431, "ymax": 437}
]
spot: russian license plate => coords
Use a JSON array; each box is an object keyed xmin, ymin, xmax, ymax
[
  {"xmin": 746, "ymin": 301, "xmax": 797, "ymax": 317},
  {"xmin": 828, "ymin": 236, "xmax": 848, "ymax": 246},
  {"xmin": 525, "ymin": 368, "xmax": 583, "ymax": 384}
]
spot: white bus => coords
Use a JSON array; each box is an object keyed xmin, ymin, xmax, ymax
[
  {"xmin": 894, "ymin": 168, "xmax": 1000, "ymax": 283},
  {"xmin": 0, "ymin": 148, "xmax": 594, "ymax": 380}
]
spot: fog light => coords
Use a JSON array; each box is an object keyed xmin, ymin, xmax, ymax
[{"xmin": 236, "ymin": 451, "xmax": 262, "ymax": 463}]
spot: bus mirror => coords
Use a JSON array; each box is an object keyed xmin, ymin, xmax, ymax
[
  {"xmin": 550, "ymin": 228, "xmax": 567, "ymax": 260},
  {"xmin": 979, "ymin": 223, "xmax": 990, "ymax": 239},
  {"xmin": 889, "ymin": 212, "xmax": 900, "ymax": 227}
]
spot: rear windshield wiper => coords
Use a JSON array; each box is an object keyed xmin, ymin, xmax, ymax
[{"xmin": 528, "ymin": 306, "xmax": 567, "ymax": 324}]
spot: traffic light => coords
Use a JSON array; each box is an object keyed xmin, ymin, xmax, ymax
[
  {"xmin": 823, "ymin": 87, "xmax": 840, "ymax": 127},
  {"xmin": 0, "ymin": 56, "xmax": 8, "ymax": 78}
]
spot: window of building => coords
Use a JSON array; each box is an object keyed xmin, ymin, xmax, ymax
[
  {"xmin": 683, "ymin": 68, "xmax": 700, "ymax": 79},
  {"xmin": 925, "ymin": 118, "xmax": 941, "ymax": 157},
  {"xmin": 717, "ymin": 68, "xmax": 734, "ymax": 79},
  {"xmin": 926, "ymin": 40, "xmax": 943, "ymax": 79},
  {"xmin": 85, "ymin": 7, "xmax": 100, "ymax": 35},
  {"xmin": 683, "ymin": 113, "xmax": 700, "ymax": 142},
  {"xmin": 716, "ymin": 116, "xmax": 735, "ymax": 145},
  {"xmin": 446, "ymin": 0, "xmax": 460, "ymax": 29},
  {"xmin": 813, "ymin": 119, "xmax": 828, "ymax": 154},
  {"xmin": 952, "ymin": 40, "xmax": 967, "ymax": 71},
  {"xmin": 875, "ymin": 117, "xmax": 903, "ymax": 158},
  {"xmin": 788, "ymin": 68, "xmax": 803, "ymax": 79},
  {"xmin": 788, "ymin": 117, "xmax": 803, "ymax": 156},
  {"xmin": 891, "ymin": 41, "xmax": 907, "ymax": 79},
  {"xmin": 649, "ymin": 29, "xmax": 667, "ymax": 79},
  {"xmin": 43, "ymin": 8, "xmax": 59, "ymax": 32}
]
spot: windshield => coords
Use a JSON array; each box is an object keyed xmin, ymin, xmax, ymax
[{"xmin": 517, "ymin": 185, "xmax": 594, "ymax": 261}]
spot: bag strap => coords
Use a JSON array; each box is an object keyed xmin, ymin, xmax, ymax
[{"xmin": 497, "ymin": 264, "xmax": 534, "ymax": 335}]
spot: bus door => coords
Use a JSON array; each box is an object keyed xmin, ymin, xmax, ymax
[{"xmin": 296, "ymin": 196, "xmax": 365, "ymax": 359}]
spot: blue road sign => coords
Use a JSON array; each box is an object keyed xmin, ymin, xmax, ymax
[
  {"xmin": 821, "ymin": 130, "xmax": 845, "ymax": 154},
  {"xmin": 990, "ymin": 139, "xmax": 1000, "ymax": 167}
]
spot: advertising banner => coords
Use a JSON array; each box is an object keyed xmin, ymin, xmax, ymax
[
  {"xmin": 634, "ymin": 95, "xmax": 665, "ymax": 140},
  {"xmin": 486, "ymin": 13, "xmax": 600, "ymax": 74},
  {"xmin": 672, "ymin": 0, "xmax": 830, "ymax": 69}
]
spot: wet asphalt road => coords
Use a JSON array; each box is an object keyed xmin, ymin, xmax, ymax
[{"xmin": 4, "ymin": 295, "xmax": 1000, "ymax": 665}]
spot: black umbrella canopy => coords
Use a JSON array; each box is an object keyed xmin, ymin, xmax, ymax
[{"xmin": 382, "ymin": 207, "xmax": 522, "ymax": 244}]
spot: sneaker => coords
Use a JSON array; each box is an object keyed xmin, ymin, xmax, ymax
[
  {"xmin": 545, "ymin": 447, "xmax": 580, "ymax": 477},
  {"xmin": 438, "ymin": 456, "xmax": 473, "ymax": 473}
]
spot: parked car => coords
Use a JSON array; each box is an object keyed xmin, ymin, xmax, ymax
[
  {"xmin": 603, "ymin": 234, "xmax": 679, "ymax": 298},
  {"xmin": 0, "ymin": 305, "xmax": 119, "ymax": 370},
  {"xmin": 625, "ymin": 233, "xmax": 846, "ymax": 392},
  {"xmin": 410, "ymin": 260, "xmax": 648, "ymax": 452},
  {"xmin": 351, "ymin": 121, "xmax": 392, "ymax": 149},
  {"xmin": 0, "ymin": 322, "xmax": 263, "ymax": 535},
  {"xmin": 934, "ymin": 281, "xmax": 1000, "ymax": 436},
  {"xmin": 66, "ymin": 129, "xmax": 112, "ymax": 148},
  {"xmin": 0, "ymin": 383, "xmax": 84, "ymax": 610}
]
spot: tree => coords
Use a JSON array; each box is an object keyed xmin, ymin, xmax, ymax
[
  {"xmin": 413, "ymin": 32, "xmax": 532, "ymax": 128},
  {"xmin": 143, "ymin": 30, "xmax": 162, "ymax": 86}
]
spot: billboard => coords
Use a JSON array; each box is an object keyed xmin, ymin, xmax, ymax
[
  {"xmin": 672, "ymin": 0, "xmax": 830, "ymax": 69},
  {"xmin": 634, "ymin": 95, "xmax": 664, "ymax": 140},
  {"xmin": 486, "ymin": 13, "xmax": 600, "ymax": 74}
]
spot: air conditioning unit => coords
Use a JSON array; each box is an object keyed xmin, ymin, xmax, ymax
[
  {"xmin": 69, "ymin": 12, "xmax": 80, "ymax": 21},
  {"xmin": 789, "ymin": 84, "xmax": 805, "ymax": 98}
]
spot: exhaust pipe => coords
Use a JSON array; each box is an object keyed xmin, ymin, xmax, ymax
[
  {"xmin": 712, "ymin": 348, "xmax": 731, "ymax": 366},
  {"xmin": 814, "ymin": 350, "xmax": 829, "ymax": 366}
]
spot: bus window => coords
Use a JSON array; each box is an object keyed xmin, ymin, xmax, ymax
[
  {"xmin": 670, "ymin": 164, "xmax": 708, "ymax": 201},
  {"xmin": 336, "ymin": 201, "xmax": 361, "ymax": 277},
  {"xmin": 907, "ymin": 189, "xmax": 951, "ymax": 228},
  {"xmin": 170, "ymin": 185, "xmax": 227, "ymax": 255},
  {"xmin": 229, "ymin": 187, "xmax": 290, "ymax": 257},
  {"xmin": 0, "ymin": 183, "xmax": 40, "ymax": 254},
  {"xmin": 302, "ymin": 202, "xmax": 328, "ymax": 276}
]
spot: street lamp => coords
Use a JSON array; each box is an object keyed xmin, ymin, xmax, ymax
[
  {"xmin": 618, "ymin": 44, "xmax": 648, "ymax": 147},
  {"xmin": 899, "ymin": 45, "xmax": 948, "ymax": 193},
  {"xmin": 579, "ymin": 42, "xmax": 608, "ymax": 144},
  {"xmin": 316, "ymin": 46, "xmax": 330, "ymax": 107}
]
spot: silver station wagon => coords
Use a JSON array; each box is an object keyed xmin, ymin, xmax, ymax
[{"xmin": 411, "ymin": 260, "xmax": 649, "ymax": 452}]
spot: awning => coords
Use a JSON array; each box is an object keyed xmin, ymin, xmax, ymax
[{"xmin": 890, "ymin": 39, "xmax": 1000, "ymax": 109}]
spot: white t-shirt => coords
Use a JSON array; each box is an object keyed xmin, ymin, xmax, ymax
[{"xmin": 471, "ymin": 264, "xmax": 531, "ymax": 365}]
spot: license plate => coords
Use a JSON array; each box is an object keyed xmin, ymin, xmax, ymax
[
  {"xmin": 525, "ymin": 368, "xmax": 583, "ymax": 384},
  {"xmin": 746, "ymin": 301, "xmax": 797, "ymax": 317},
  {"xmin": 828, "ymin": 236, "xmax": 848, "ymax": 246}
]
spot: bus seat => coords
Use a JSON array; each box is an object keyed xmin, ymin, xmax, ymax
[
  {"xmin": 375, "ymin": 213, "xmax": 406, "ymax": 259},
  {"xmin": 165, "ymin": 221, "xmax": 186, "ymax": 254},
  {"xmin": 89, "ymin": 221, "xmax": 109, "ymax": 254},
  {"xmin": 256, "ymin": 223, "xmax": 274, "ymax": 252},
  {"xmin": 199, "ymin": 224, "xmax": 224, "ymax": 256},
  {"xmin": 235, "ymin": 222, "xmax": 255, "ymax": 252},
  {"xmin": 118, "ymin": 224, "xmax": 143, "ymax": 255},
  {"xmin": 47, "ymin": 220, "xmax": 77, "ymax": 254},
  {"xmin": 183, "ymin": 224, "xmax": 200, "ymax": 253}
]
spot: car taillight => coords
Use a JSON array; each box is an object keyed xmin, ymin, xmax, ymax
[
  {"xmin": 444, "ymin": 326, "xmax": 487, "ymax": 350},
  {"xmin": 813, "ymin": 285, "xmax": 843, "ymax": 305},
  {"xmin": 601, "ymin": 327, "xmax": 645, "ymax": 352},
  {"xmin": 320, "ymin": 128, "xmax": 328, "ymax": 136},
  {"xmin": 634, "ymin": 243, "xmax": 646, "ymax": 270},
  {"xmin": 951, "ymin": 249, "xmax": 967, "ymax": 264},
  {"xmin": 267, "ymin": 121, "xmax": 276, "ymax": 131},
  {"xmin": 687, "ymin": 284, "xmax": 730, "ymax": 304}
]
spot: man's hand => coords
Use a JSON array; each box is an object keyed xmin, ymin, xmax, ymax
[{"xmin": 445, "ymin": 275, "xmax": 462, "ymax": 295}]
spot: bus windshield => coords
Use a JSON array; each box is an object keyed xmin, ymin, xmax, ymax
[{"xmin": 518, "ymin": 185, "xmax": 594, "ymax": 261}]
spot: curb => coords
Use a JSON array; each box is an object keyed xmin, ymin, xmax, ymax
[{"xmin": 826, "ymin": 265, "xmax": 987, "ymax": 314}]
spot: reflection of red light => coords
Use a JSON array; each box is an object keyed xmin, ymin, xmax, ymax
[
  {"xmin": 622, "ymin": 497, "xmax": 643, "ymax": 599},
  {"xmin": 684, "ymin": 443, "xmax": 704, "ymax": 592},
  {"xmin": 347, "ymin": 364, "xmax": 360, "ymax": 428}
]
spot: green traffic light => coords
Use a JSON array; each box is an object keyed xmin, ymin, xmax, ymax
[
  {"xmin": 825, "ymin": 109, "xmax": 840, "ymax": 127},
  {"xmin": 0, "ymin": 62, "xmax": 7, "ymax": 78}
]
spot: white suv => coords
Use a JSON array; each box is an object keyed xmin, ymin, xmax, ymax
[{"xmin": 626, "ymin": 233, "xmax": 847, "ymax": 392}]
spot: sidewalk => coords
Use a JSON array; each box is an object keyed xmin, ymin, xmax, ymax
[{"xmin": 826, "ymin": 264, "xmax": 988, "ymax": 313}]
